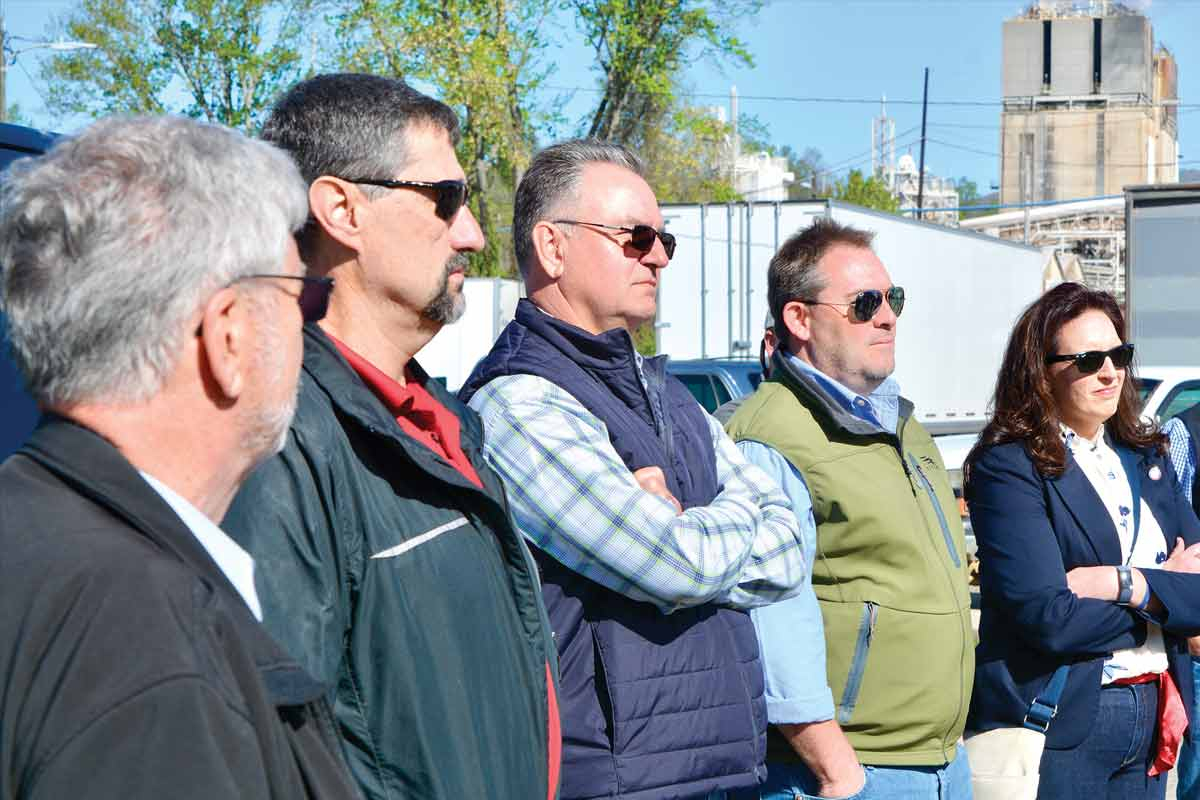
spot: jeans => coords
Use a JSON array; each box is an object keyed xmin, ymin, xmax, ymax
[
  {"xmin": 1036, "ymin": 680, "xmax": 1165, "ymax": 800},
  {"xmin": 728, "ymin": 743, "xmax": 971, "ymax": 800},
  {"xmin": 1175, "ymin": 658, "xmax": 1200, "ymax": 800}
]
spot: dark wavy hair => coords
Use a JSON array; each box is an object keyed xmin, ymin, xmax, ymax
[{"xmin": 965, "ymin": 282, "xmax": 1163, "ymax": 489}]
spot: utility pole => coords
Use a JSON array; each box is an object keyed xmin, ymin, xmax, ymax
[{"xmin": 916, "ymin": 68, "xmax": 929, "ymax": 220}]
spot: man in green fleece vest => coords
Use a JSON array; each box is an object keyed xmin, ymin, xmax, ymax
[{"xmin": 726, "ymin": 218, "xmax": 974, "ymax": 800}]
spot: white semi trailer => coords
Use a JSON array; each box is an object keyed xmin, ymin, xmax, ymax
[{"xmin": 655, "ymin": 200, "xmax": 1046, "ymax": 434}]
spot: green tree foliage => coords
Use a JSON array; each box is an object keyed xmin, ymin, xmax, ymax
[
  {"xmin": 954, "ymin": 176, "xmax": 986, "ymax": 219},
  {"xmin": 337, "ymin": 0, "xmax": 555, "ymax": 277},
  {"xmin": 833, "ymin": 169, "xmax": 899, "ymax": 213},
  {"xmin": 575, "ymin": 0, "xmax": 760, "ymax": 145},
  {"xmin": 642, "ymin": 103, "xmax": 740, "ymax": 203},
  {"xmin": 41, "ymin": 0, "xmax": 312, "ymax": 131}
]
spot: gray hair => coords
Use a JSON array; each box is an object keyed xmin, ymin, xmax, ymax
[
  {"xmin": 0, "ymin": 114, "xmax": 309, "ymax": 408},
  {"xmin": 768, "ymin": 217, "xmax": 876, "ymax": 336},
  {"xmin": 513, "ymin": 138, "xmax": 643, "ymax": 278}
]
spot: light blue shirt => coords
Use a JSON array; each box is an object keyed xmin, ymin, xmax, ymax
[
  {"xmin": 732, "ymin": 357, "xmax": 905, "ymax": 725},
  {"xmin": 140, "ymin": 471, "xmax": 263, "ymax": 621},
  {"xmin": 787, "ymin": 352, "xmax": 900, "ymax": 435},
  {"xmin": 738, "ymin": 440, "xmax": 835, "ymax": 723}
]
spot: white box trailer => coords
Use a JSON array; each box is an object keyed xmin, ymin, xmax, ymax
[
  {"xmin": 656, "ymin": 200, "xmax": 1045, "ymax": 433},
  {"xmin": 1125, "ymin": 184, "xmax": 1200, "ymax": 368},
  {"xmin": 420, "ymin": 277, "xmax": 521, "ymax": 390}
]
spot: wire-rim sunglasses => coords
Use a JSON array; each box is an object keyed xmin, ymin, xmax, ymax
[{"xmin": 799, "ymin": 286, "xmax": 905, "ymax": 323}]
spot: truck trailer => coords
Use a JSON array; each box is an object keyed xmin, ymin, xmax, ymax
[{"xmin": 655, "ymin": 200, "xmax": 1046, "ymax": 435}]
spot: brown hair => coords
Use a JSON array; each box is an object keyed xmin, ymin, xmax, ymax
[
  {"xmin": 767, "ymin": 217, "xmax": 875, "ymax": 338},
  {"xmin": 965, "ymin": 282, "xmax": 1163, "ymax": 489}
]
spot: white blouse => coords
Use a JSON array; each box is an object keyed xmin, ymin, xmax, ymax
[{"xmin": 1062, "ymin": 424, "xmax": 1168, "ymax": 683}]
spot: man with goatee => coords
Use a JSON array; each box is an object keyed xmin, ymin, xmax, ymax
[{"xmin": 225, "ymin": 74, "xmax": 560, "ymax": 800}]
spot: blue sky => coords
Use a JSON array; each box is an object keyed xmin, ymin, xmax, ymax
[{"xmin": 4, "ymin": 0, "xmax": 1198, "ymax": 195}]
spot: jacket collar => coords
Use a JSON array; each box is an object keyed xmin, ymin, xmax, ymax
[
  {"xmin": 300, "ymin": 323, "xmax": 505, "ymax": 501},
  {"xmin": 515, "ymin": 298, "xmax": 646, "ymax": 373},
  {"xmin": 769, "ymin": 347, "xmax": 913, "ymax": 439},
  {"xmin": 18, "ymin": 416, "xmax": 327, "ymax": 706}
]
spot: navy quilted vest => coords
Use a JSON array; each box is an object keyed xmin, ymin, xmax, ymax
[{"xmin": 460, "ymin": 300, "xmax": 767, "ymax": 800}]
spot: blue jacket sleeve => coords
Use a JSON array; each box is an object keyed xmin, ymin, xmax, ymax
[
  {"xmin": 1137, "ymin": 451, "xmax": 1200, "ymax": 637},
  {"xmin": 969, "ymin": 444, "xmax": 1144, "ymax": 657},
  {"xmin": 736, "ymin": 440, "xmax": 835, "ymax": 723}
]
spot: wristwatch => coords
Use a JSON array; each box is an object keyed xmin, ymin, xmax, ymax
[{"xmin": 1116, "ymin": 565, "xmax": 1133, "ymax": 605}]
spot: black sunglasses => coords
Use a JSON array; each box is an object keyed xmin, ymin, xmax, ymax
[
  {"xmin": 553, "ymin": 219, "xmax": 676, "ymax": 259},
  {"xmin": 235, "ymin": 274, "xmax": 335, "ymax": 323},
  {"xmin": 801, "ymin": 286, "xmax": 905, "ymax": 323},
  {"xmin": 342, "ymin": 177, "xmax": 470, "ymax": 221},
  {"xmin": 1045, "ymin": 342, "xmax": 1134, "ymax": 374}
]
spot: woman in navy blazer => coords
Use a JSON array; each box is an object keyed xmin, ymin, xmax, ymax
[{"xmin": 965, "ymin": 282, "xmax": 1200, "ymax": 799}]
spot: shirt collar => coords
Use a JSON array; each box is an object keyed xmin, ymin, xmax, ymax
[
  {"xmin": 139, "ymin": 471, "xmax": 263, "ymax": 621},
  {"xmin": 783, "ymin": 349, "xmax": 901, "ymax": 432}
]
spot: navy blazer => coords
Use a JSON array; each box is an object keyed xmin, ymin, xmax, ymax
[{"xmin": 967, "ymin": 439, "xmax": 1200, "ymax": 749}]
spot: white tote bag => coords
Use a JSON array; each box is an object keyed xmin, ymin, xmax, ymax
[{"xmin": 963, "ymin": 664, "xmax": 1069, "ymax": 800}]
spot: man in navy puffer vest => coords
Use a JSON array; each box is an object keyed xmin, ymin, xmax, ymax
[{"xmin": 460, "ymin": 139, "xmax": 809, "ymax": 800}]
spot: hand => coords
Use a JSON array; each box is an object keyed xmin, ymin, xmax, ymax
[
  {"xmin": 1189, "ymin": 636, "xmax": 1200, "ymax": 657},
  {"xmin": 632, "ymin": 466, "xmax": 682, "ymax": 514},
  {"xmin": 1162, "ymin": 537, "xmax": 1200, "ymax": 575},
  {"xmin": 1066, "ymin": 566, "xmax": 1118, "ymax": 601},
  {"xmin": 816, "ymin": 763, "xmax": 866, "ymax": 798}
]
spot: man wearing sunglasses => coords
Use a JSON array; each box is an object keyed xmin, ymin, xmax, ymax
[
  {"xmin": 725, "ymin": 219, "xmax": 974, "ymax": 800},
  {"xmin": 0, "ymin": 116, "xmax": 360, "ymax": 798},
  {"xmin": 223, "ymin": 74, "xmax": 559, "ymax": 800},
  {"xmin": 460, "ymin": 139, "xmax": 808, "ymax": 800}
]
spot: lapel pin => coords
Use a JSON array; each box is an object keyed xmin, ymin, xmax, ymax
[{"xmin": 1148, "ymin": 465, "xmax": 1162, "ymax": 481}]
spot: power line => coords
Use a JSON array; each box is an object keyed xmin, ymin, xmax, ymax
[
  {"xmin": 925, "ymin": 136, "xmax": 1198, "ymax": 169},
  {"xmin": 542, "ymin": 85, "xmax": 1200, "ymax": 110}
]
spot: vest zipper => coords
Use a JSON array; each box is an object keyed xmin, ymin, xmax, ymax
[
  {"xmin": 893, "ymin": 431, "xmax": 971, "ymax": 759},
  {"xmin": 836, "ymin": 601, "xmax": 877, "ymax": 724},
  {"xmin": 907, "ymin": 455, "xmax": 962, "ymax": 568}
]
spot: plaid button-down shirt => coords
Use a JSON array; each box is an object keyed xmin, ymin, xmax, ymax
[{"xmin": 467, "ymin": 373, "xmax": 808, "ymax": 613}]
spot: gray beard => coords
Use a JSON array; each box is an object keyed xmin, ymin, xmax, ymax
[{"xmin": 421, "ymin": 253, "xmax": 469, "ymax": 324}]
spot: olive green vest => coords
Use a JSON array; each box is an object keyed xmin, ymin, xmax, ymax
[{"xmin": 726, "ymin": 360, "xmax": 974, "ymax": 766}]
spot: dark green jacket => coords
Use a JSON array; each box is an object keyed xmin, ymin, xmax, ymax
[
  {"xmin": 224, "ymin": 325, "xmax": 558, "ymax": 800},
  {"xmin": 726, "ymin": 353, "xmax": 973, "ymax": 766}
]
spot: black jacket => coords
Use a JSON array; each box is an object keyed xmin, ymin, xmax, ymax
[
  {"xmin": 224, "ymin": 325, "xmax": 558, "ymax": 800},
  {"xmin": 0, "ymin": 417, "xmax": 360, "ymax": 800}
]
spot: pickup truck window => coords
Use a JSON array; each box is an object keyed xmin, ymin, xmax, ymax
[
  {"xmin": 676, "ymin": 374, "xmax": 731, "ymax": 413},
  {"xmin": 1158, "ymin": 382, "xmax": 1200, "ymax": 422}
]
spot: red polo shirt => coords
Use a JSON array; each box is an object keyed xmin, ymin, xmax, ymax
[{"xmin": 328, "ymin": 335, "xmax": 483, "ymax": 489}]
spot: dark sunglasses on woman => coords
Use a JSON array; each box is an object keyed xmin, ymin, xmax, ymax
[
  {"xmin": 1044, "ymin": 342, "xmax": 1135, "ymax": 374},
  {"xmin": 801, "ymin": 286, "xmax": 905, "ymax": 323}
]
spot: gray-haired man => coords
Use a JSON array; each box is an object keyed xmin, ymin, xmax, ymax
[
  {"xmin": 460, "ymin": 139, "xmax": 809, "ymax": 800},
  {"xmin": 0, "ymin": 115, "xmax": 356, "ymax": 798}
]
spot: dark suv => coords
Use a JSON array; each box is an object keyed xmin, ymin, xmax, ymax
[
  {"xmin": 0, "ymin": 123, "xmax": 57, "ymax": 458},
  {"xmin": 666, "ymin": 358, "xmax": 764, "ymax": 414}
]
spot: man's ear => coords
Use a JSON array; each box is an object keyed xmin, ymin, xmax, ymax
[
  {"xmin": 198, "ymin": 286, "xmax": 250, "ymax": 401},
  {"xmin": 309, "ymin": 177, "xmax": 367, "ymax": 252},
  {"xmin": 781, "ymin": 299, "xmax": 813, "ymax": 348},
  {"xmin": 530, "ymin": 220, "xmax": 567, "ymax": 280}
]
